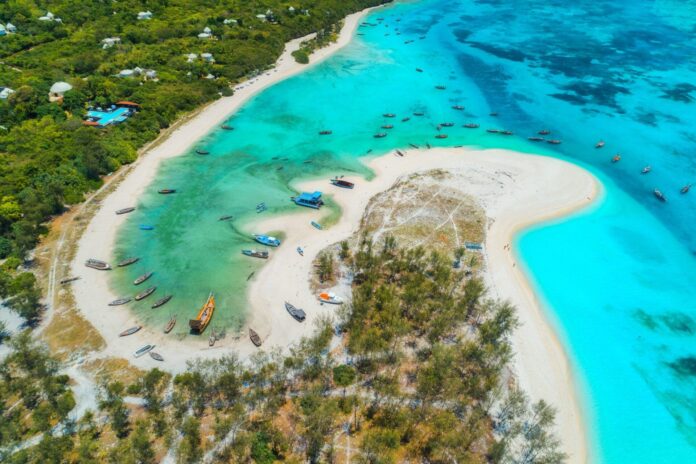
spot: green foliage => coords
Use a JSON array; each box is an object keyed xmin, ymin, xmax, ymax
[{"xmin": 291, "ymin": 49, "xmax": 310, "ymax": 64}]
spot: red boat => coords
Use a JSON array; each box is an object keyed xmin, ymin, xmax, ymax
[{"xmin": 330, "ymin": 178, "xmax": 354, "ymax": 189}]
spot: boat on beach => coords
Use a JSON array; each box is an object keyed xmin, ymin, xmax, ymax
[
  {"xmin": 285, "ymin": 301, "xmax": 306, "ymax": 322},
  {"xmin": 292, "ymin": 191, "xmax": 324, "ymax": 209},
  {"xmin": 109, "ymin": 297, "xmax": 132, "ymax": 306},
  {"xmin": 297, "ymin": 247, "xmax": 304, "ymax": 256},
  {"xmin": 189, "ymin": 292, "xmax": 215, "ymax": 334},
  {"xmin": 164, "ymin": 316, "xmax": 176, "ymax": 333},
  {"xmin": 330, "ymin": 178, "xmax": 354, "ymax": 189},
  {"xmin": 209, "ymin": 329, "xmax": 217, "ymax": 347},
  {"xmin": 134, "ymin": 344, "xmax": 154, "ymax": 358},
  {"xmin": 653, "ymin": 189, "xmax": 666, "ymax": 202},
  {"xmin": 249, "ymin": 328, "xmax": 262, "ymax": 347},
  {"xmin": 242, "ymin": 249, "xmax": 269, "ymax": 259},
  {"xmin": 116, "ymin": 207, "xmax": 135, "ymax": 215},
  {"xmin": 641, "ymin": 166, "xmax": 652, "ymax": 174},
  {"xmin": 86, "ymin": 259, "xmax": 111, "ymax": 270},
  {"xmin": 318, "ymin": 292, "xmax": 343, "ymax": 305},
  {"xmin": 135, "ymin": 286, "xmax": 156, "ymax": 301},
  {"xmin": 396, "ymin": 150, "xmax": 405, "ymax": 157},
  {"xmin": 152, "ymin": 295, "xmax": 172, "ymax": 309},
  {"xmin": 311, "ymin": 221, "xmax": 323, "ymax": 230},
  {"xmin": 117, "ymin": 257, "xmax": 139, "ymax": 267},
  {"xmin": 595, "ymin": 140, "xmax": 605, "ymax": 148},
  {"xmin": 149, "ymin": 351, "xmax": 164, "ymax": 362},
  {"xmin": 60, "ymin": 276, "xmax": 80, "ymax": 284},
  {"xmin": 253, "ymin": 234, "xmax": 281, "ymax": 247},
  {"xmin": 119, "ymin": 325, "xmax": 141, "ymax": 337},
  {"xmin": 196, "ymin": 149, "xmax": 210, "ymax": 155},
  {"xmin": 158, "ymin": 189, "xmax": 176, "ymax": 194},
  {"xmin": 134, "ymin": 271, "xmax": 153, "ymax": 285}
]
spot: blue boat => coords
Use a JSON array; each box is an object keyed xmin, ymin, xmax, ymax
[
  {"xmin": 311, "ymin": 221, "xmax": 323, "ymax": 230},
  {"xmin": 291, "ymin": 191, "xmax": 324, "ymax": 209},
  {"xmin": 140, "ymin": 225, "xmax": 154, "ymax": 230},
  {"xmin": 253, "ymin": 234, "xmax": 280, "ymax": 247}
]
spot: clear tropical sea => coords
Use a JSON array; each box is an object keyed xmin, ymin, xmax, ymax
[{"xmin": 112, "ymin": 0, "xmax": 696, "ymax": 461}]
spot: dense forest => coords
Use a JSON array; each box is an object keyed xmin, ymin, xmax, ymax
[
  {"xmin": 1, "ymin": 238, "xmax": 564, "ymax": 462},
  {"xmin": 0, "ymin": 0, "xmax": 390, "ymax": 321}
]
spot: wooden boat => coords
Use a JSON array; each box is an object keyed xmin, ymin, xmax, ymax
[
  {"xmin": 415, "ymin": 68, "xmax": 423, "ymax": 72},
  {"xmin": 464, "ymin": 123, "xmax": 479, "ymax": 128},
  {"xmin": 653, "ymin": 189, "xmax": 666, "ymax": 202},
  {"xmin": 501, "ymin": 130, "xmax": 513, "ymax": 135},
  {"xmin": 396, "ymin": 150, "xmax": 405, "ymax": 157},
  {"xmin": 149, "ymin": 351, "xmax": 164, "ymax": 362},
  {"xmin": 528, "ymin": 136, "xmax": 544, "ymax": 142},
  {"xmin": 641, "ymin": 166, "xmax": 652, "ymax": 174},
  {"xmin": 318, "ymin": 292, "xmax": 343, "ymax": 305},
  {"xmin": 452, "ymin": 105, "xmax": 464, "ymax": 110},
  {"xmin": 381, "ymin": 124, "xmax": 394, "ymax": 129},
  {"xmin": 401, "ymin": 117, "xmax": 411, "ymax": 122},
  {"xmin": 116, "ymin": 207, "xmax": 135, "ymax": 215},
  {"xmin": 413, "ymin": 112, "xmax": 425, "ymax": 116},
  {"xmin": 158, "ymin": 189, "xmax": 176, "ymax": 194},
  {"xmin": 119, "ymin": 325, "xmax": 141, "ymax": 337},
  {"xmin": 134, "ymin": 271, "xmax": 153, "ymax": 285},
  {"xmin": 117, "ymin": 257, "xmax": 139, "ymax": 267},
  {"xmin": 297, "ymin": 247, "xmax": 304, "ymax": 256},
  {"xmin": 221, "ymin": 124, "xmax": 234, "ymax": 130},
  {"xmin": 440, "ymin": 122, "xmax": 454, "ymax": 127},
  {"xmin": 242, "ymin": 249, "xmax": 269, "ymax": 259},
  {"xmin": 546, "ymin": 139, "xmax": 562, "ymax": 145},
  {"xmin": 152, "ymin": 295, "xmax": 172, "ymax": 309},
  {"xmin": 109, "ymin": 297, "xmax": 132, "ymax": 306},
  {"xmin": 486, "ymin": 129, "xmax": 500, "ymax": 133},
  {"xmin": 383, "ymin": 113, "xmax": 396, "ymax": 118},
  {"xmin": 435, "ymin": 85, "xmax": 446, "ymax": 90},
  {"xmin": 435, "ymin": 134, "xmax": 448, "ymax": 139},
  {"xmin": 373, "ymin": 133, "xmax": 387, "ymax": 138},
  {"xmin": 681, "ymin": 184, "xmax": 691, "ymax": 194},
  {"xmin": 60, "ymin": 276, "xmax": 80, "ymax": 285},
  {"xmin": 292, "ymin": 191, "xmax": 324, "ymax": 209},
  {"xmin": 164, "ymin": 316, "xmax": 176, "ymax": 333},
  {"xmin": 538, "ymin": 129, "xmax": 551, "ymax": 135},
  {"xmin": 409, "ymin": 143, "xmax": 420, "ymax": 149},
  {"xmin": 85, "ymin": 259, "xmax": 111, "ymax": 270},
  {"xmin": 218, "ymin": 215, "xmax": 234, "ymax": 221},
  {"xmin": 135, "ymin": 286, "xmax": 156, "ymax": 301},
  {"xmin": 253, "ymin": 234, "xmax": 281, "ymax": 247},
  {"xmin": 330, "ymin": 178, "xmax": 355, "ymax": 189},
  {"xmin": 311, "ymin": 221, "xmax": 323, "ymax": 230},
  {"xmin": 611, "ymin": 154, "xmax": 621, "ymax": 163},
  {"xmin": 595, "ymin": 140, "xmax": 605, "ymax": 148},
  {"xmin": 208, "ymin": 329, "xmax": 217, "ymax": 347},
  {"xmin": 285, "ymin": 301, "xmax": 306, "ymax": 322},
  {"xmin": 140, "ymin": 224, "xmax": 154, "ymax": 230},
  {"xmin": 249, "ymin": 328, "xmax": 262, "ymax": 347},
  {"xmin": 490, "ymin": 112, "xmax": 499, "ymax": 117},
  {"xmin": 189, "ymin": 292, "xmax": 215, "ymax": 334},
  {"xmin": 426, "ymin": 143, "xmax": 432, "ymax": 149},
  {"xmin": 134, "ymin": 344, "xmax": 154, "ymax": 358},
  {"xmin": 195, "ymin": 149, "xmax": 210, "ymax": 155},
  {"xmin": 319, "ymin": 130, "xmax": 332, "ymax": 135}
]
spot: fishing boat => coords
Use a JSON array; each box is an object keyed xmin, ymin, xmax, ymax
[
  {"xmin": 452, "ymin": 105, "xmax": 464, "ymax": 110},
  {"xmin": 85, "ymin": 259, "xmax": 111, "ymax": 270},
  {"xmin": 117, "ymin": 257, "xmax": 139, "ymax": 267},
  {"xmin": 396, "ymin": 150, "xmax": 405, "ymax": 157},
  {"xmin": 292, "ymin": 191, "xmax": 324, "ymax": 209},
  {"xmin": 653, "ymin": 189, "xmax": 667, "ymax": 202},
  {"xmin": 242, "ymin": 249, "xmax": 269, "ymax": 259},
  {"xmin": 612, "ymin": 154, "xmax": 622, "ymax": 163},
  {"xmin": 158, "ymin": 189, "xmax": 176, "ymax": 194},
  {"xmin": 60, "ymin": 276, "xmax": 80, "ymax": 284},
  {"xmin": 140, "ymin": 225, "xmax": 154, "ymax": 231},
  {"xmin": 134, "ymin": 344, "xmax": 154, "ymax": 358},
  {"xmin": 413, "ymin": 112, "xmax": 425, "ymax": 116},
  {"xmin": 501, "ymin": 130, "xmax": 513, "ymax": 135},
  {"xmin": 135, "ymin": 286, "xmax": 156, "ymax": 301},
  {"xmin": 490, "ymin": 112, "xmax": 499, "ymax": 117},
  {"xmin": 415, "ymin": 68, "xmax": 423, "ymax": 72},
  {"xmin": 164, "ymin": 316, "xmax": 176, "ymax": 334},
  {"xmin": 149, "ymin": 351, "xmax": 164, "ymax": 362},
  {"xmin": 253, "ymin": 234, "xmax": 281, "ymax": 247},
  {"xmin": 439, "ymin": 122, "xmax": 455, "ymax": 128},
  {"xmin": 330, "ymin": 178, "xmax": 355, "ymax": 189},
  {"xmin": 119, "ymin": 325, "xmax": 141, "ymax": 337},
  {"xmin": 546, "ymin": 139, "xmax": 562, "ymax": 145},
  {"xmin": 409, "ymin": 143, "xmax": 420, "ymax": 149},
  {"xmin": 681, "ymin": 184, "xmax": 691, "ymax": 194},
  {"xmin": 319, "ymin": 130, "xmax": 332, "ymax": 135},
  {"xmin": 381, "ymin": 124, "xmax": 394, "ymax": 129},
  {"xmin": 435, "ymin": 134, "xmax": 448, "ymax": 139},
  {"xmin": 383, "ymin": 113, "xmax": 396, "ymax": 118},
  {"xmin": 218, "ymin": 215, "xmax": 234, "ymax": 221},
  {"xmin": 374, "ymin": 132, "xmax": 387, "ymax": 138},
  {"xmin": 402, "ymin": 117, "xmax": 411, "ymax": 122},
  {"xmin": 189, "ymin": 292, "xmax": 215, "ymax": 333},
  {"xmin": 256, "ymin": 202, "xmax": 267, "ymax": 213},
  {"xmin": 641, "ymin": 166, "xmax": 652, "ymax": 174},
  {"xmin": 116, "ymin": 207, "xmax": 135, "ymax": 215},
  {"xmin": 152, "ymin": 295, "xmax": 172, "ymax": 309},
  {"xmin": 297, "ymin": 247, "xmax": 304, "ymax": 256},
  {"xmin": 311, "ymin": 221, "xmax": 323, "ymax": 230},
  {"xmin": 538, "ymin": 129, "xmax": 551, "ymax": 135},
  {"xmin": 528, "ymin": 136, "xmax": 544, "ymax": 142},
  {"xmin": 464, "ymin": 123, "xmax": 479, "ymax": 129},
  {"xmin": 435, "ymin": 85, "xmax": 446, "ymax": 90},
  {"xmin": 285, "ymin": 301, "xmax": 306, "ymax": 322},
  {"xmin": 249, "ymin": 328, "xmax": 262, "ymax": 347},
  {"xmin": 486, "ymin": 129, "xmax": 500, "ymax": 133},
  {"xmin": 221, "ymin": 124, "xmax": 234, "ymax": 130},
  {"xmin": 318, "ymin": 292, "xmax": 343, "ymax": 305},
  {"xmin": 208, "ymin": 329, "xmax": 217, "ymax": 346},
  {"xmin": 426, "ymin": 143, "xmax": 432, "ymax": 149},
  {"xmin": 134, "ymin": 271, "xmax": 153, "ymax": 285},
  {"xmin": 109, "ymin": 297, "xmax": 132, "ymax": 306},
  {"xmin": 195, "ymin": 149, "xmax": 210, "ymax": 155},
  {"xmin": 595, "ymin": 140, "xmax": 605, "ymax": 148}
]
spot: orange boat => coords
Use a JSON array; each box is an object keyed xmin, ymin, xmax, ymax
[{"xmin": 189, "ymin": 292, "xmax": 215, "ymax": 333}]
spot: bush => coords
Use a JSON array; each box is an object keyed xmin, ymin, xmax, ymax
[{"xmin": 291, "ymin": 49, "xmax": 310, "ymax": 64}]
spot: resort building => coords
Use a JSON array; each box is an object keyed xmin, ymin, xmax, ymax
[
  {"xmin": 38, "ymin": 12, "xmax": 62, "ymax": 23},
  {"xmin": 48, "ymin": 81, "xmax": 72, "ymax": 103},
  {"xmin": 83, "ymin": 101, "xmax": 139, "ymax": 128},
  {"xmin": 201, "ymin": 53, "xmax": 215, "ymax": 62},
  {"xmin": 198, "ymin": 27, "xmax": 212, "ymax": 39},
  {"xmin": 118, "ymin": 67, "xmax": 157, "ymax": 80},
  {"xmin": 137, "ymin": 11, "xmax": 153, "ymax": 20},
  {"xmin": 6, "ymin": 23, "xmax": 16, "ymax": 33},
  {"xmin": 186, "ymin": 53, "xmax": 198, "ymax": 62},
  {"xmin": 223, "ymin": 18, "xmax": 238, "ymax": 25},
  {"xmin": 101, "ymin": 37, "xmax": 121, "ymax": 49},
  {"xmin": 0, "ymin": 87, "xmax": 15, "ymax": 99}
]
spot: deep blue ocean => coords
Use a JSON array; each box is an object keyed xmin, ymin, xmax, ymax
[{"xmin": 113, "ymin": 1, "xmax": 696, "ymax": 461}]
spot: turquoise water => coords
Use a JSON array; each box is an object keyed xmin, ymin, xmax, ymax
[{"xmin": 113, "ymin": 0, "xmax": 696, "ymax": 461}]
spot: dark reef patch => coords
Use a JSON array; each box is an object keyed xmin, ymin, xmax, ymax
[
  {"xmin": 467, "ymin": 41, "xmax": 526, "ymax": 62},
  {"xmin": 668, "ymin": 356, "xmax": 696, "ymax": 378},
  {"xmin": 659, "ymin": 313, "xmax": 696, "ymax": 335},
  {"xmin": 660, "ymin": 83, "xmax": 696, "ymax": 103},
  {"xmin": 633, "ymin": 309, "xmax": 659, "ymax": 331}
]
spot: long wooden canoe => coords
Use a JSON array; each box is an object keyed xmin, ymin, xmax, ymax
[
  {"xmin": 189, "ymin": 292, "xmax": 214, "ymax": 333},
  {"xmin": 135, "ymin": 286, "xmax": 156, "ymax": 301}
]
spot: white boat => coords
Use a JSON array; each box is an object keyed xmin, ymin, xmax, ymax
[
  {"xmin": 134, "ymin": 344, "xmax": 155, "ymax": 358},
  {"xmin": 318, "ymin": 292, "xmax": 343, "ymax": 305}
]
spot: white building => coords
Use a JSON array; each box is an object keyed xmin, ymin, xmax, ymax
[
  {"xmin": 49, "ymin": 81, "xmax": 72, "ymax": 102},
  {"xmin": 223, "ymin": 18, "xmax": 238, "ymax": 25},
  {"xmin": 39, "ymin": 11, "xmax": 61, "ymax": 22},
  {"xmin": 0, "ymin": 87, "xmax": 15, "ymax": 99},
  {"xmin": 101, "ymin": 37, "xmax": 121, "ymax": 49},
  {"xmin": 118, "ymin": 69, "xmax": 135, "ymax": 78},
  {"xmin": 198, "ymin": 26, "xmax": 212, "ymax": 39},
  {"xmin": 201, "ymin": 52, "xmax": 214, "ymax": 62},
  {"xmin": 137, "ymin": 11, "xmax": 153, "ymax": 20},
  {"xmin": 186, "ymin": 53, "xmax": 198, "ymax": 62},
  {"xmin": 6, "ymin": 23, "xmax": 16, "ymax": 33}
]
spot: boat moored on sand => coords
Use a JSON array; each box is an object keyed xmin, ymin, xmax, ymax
[
  {"xmin": 253, "ymin": 234, "xmax": 281, "ymax": 247},
  {"xmin": 249, "ymin": 328, "xmax": 262, "ymax": 347},
  {"xmin": 86, "ymin": 259, "xmax": 111, "ymax": 270},
  {"xmin": 292, "ymin": 191, "xmax": 324, "ymax": 209},
  {"xmin": 117, "ymin": 257, "xmax": 139, "ymax": 267},
  {"xmin": 297, "ymin": 247, "xmax": 304, "ymax": 256},
  {"xmin": 150, "ymin": 351, "xmax": 164, "ymax": 361},
  {"xmin": 285, "ymin": 301, "xmax": 306, "ymax": 322},
  {"xmin": 116, "ymin": 207, "xmax": 135, "ymax": 215},
  {"xmin": 134, "ymin": 344, "xmax": 154, "ymax": 358},
  {"xmin": 242, "ymin": 249, "xmax": 269, "ymax": 259},
  {"xmin": 318, "ymin": 292, "xmax": 343, "ymax": 305},
  {"xmin": 109, "ymin": 297, "xmax": 132, "ymax": 306},
  {"xmin": 330, "ymin": 178, "xmax": 354, "ymax": 189},
  {"xmin": 119, "ymin": 325, "xmax": 141, "ymax": 337},
  {"xmin": 311, "ymin": 221, "xmax": 323, "ymax": 230},
  {"xmin": 164, "ymin": 316, "xmax": 176, "ymax": 334},
  {"xmin": 189, "ymin": 292, "xmax": 215, "ymax": 334}
]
